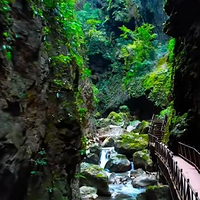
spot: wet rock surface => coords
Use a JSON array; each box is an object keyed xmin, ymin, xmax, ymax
[
  {"xmin": 104, "ymin": 154, "xmax": 131, "ymax": 173},
  {"xmin": 80, "ymin": 186, "xmax": 98, "ymax": 200},
  {"xmin": 132, "ymin": 173, "xmax": 158, "ymax": 188},
  {"xmin": 80, "ymin": 163, "xmax": 111, "ymax": 196},
  {"xmin": 0, "ymin": 1, "xmax": 95, "ymax": 200},
  {"xmin": 136, "ymin": 185, "xmax": 171, "ymax": 200},
  {"xmin": 114, "ymin": 132, "xmax": 148, "ymax": 158},
  {"xmin": 133, "ymin": 149, "xmax": 153, "ymax": 171}
]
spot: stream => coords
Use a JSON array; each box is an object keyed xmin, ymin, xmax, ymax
[{"xmin": 97, "ymin": 147, "xmax": 145, "ymax": 200}]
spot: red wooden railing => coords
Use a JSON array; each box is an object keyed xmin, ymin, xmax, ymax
[
  {"xmin": 149, "ymin": 134, "xmax": 200, "ymax": 200},
  {"xmin": 178, "ymin": 142, "xmax": 200, "ymax": 173}
]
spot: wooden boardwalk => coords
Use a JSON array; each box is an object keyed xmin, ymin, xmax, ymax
[
  {"xmin": 173, "ymin": 156, "xmax": 200, "ymax": 195},
  {"xmin": 148, "ymin": 115, "xmax": 200, "ymax": 200}
]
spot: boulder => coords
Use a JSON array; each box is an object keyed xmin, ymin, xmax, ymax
[
  {"xmin": 80, "ymin": 163, "xmax": 110, "ymax": 196},
  {"xmin": 136, "ymin": 120, "xmax": 150, "ymax": 134},
  {"xmin": 98, "ymin": 125, "xmax": 125, "ymax": 141},
  {"xmin": 80, "ymin": 186, "xmax": 98, "ymax": 200},
  {"xmin": 114, "ymin": 132, "xmax": 148, "ymax": 157},
  {"xmin": 101, "ymin": 137, "xmax": 115, "ymax": 147},
  {"xmin": 133, "ymin": 149, "xmax": 153, "ymax": 171},
  {"xmin": 96, "ymin": 118, "xmax": 111, "ymax": 129},
  {"xmin": 136, "ymin": 185, "xmax": 171, "ymax": 200},
  {"xmin": 96, "ymin": 111, "xmax": 130, "ymax": 128},
  {"xmin": 107, "ymin": 111, "xmax": 129, "ymax": 127},
  {"xmin": 130, "ymin": 168, "xmax": 146, "ymax": 179},
  {"xmin": 104, "ymin": 154, "xmax": 131, "ymax": 173},
  {"xmin": 89, "ymin": 143, "xmax": 102, "ymax": 158},
  {"xmin": 109, "ymin": 172, "xmax": 131, "ymax": 184},
  {"xmin": 132, "ymin": 174, "xmax": 158, "ymax": 188},
  {"xmin": 127, "ymin": 120, "xmax": 141, "ymax": 132},
  {"xmin": 85, "ymin": 153, "xmax": 99, "ymax": 165}
]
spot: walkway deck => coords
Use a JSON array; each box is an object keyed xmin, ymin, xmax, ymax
[
  {"xmin": 173, "ymin": 156, "xmax": 200, "ymax": 195},
  {"xmin": 148, "ymin": 116, "xmax": 200, "ymax": 200}
]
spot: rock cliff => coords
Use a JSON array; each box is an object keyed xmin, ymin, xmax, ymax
[
  {"xmin": 164, "ymin": 0, "xmax": 200, "ymax": 149},
  {"xmin": 0, "ymin": 1, "xmax": 93, "ymax": 199}
]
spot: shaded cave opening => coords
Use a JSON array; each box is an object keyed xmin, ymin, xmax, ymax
[{"xmin": 102, "ymin": 95, "xmax": 161, "ymax": 121}]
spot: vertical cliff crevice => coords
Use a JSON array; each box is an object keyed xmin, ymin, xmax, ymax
[{"xmin": 164, "ymin": 0, "xmax": 200, "ymax": 149}]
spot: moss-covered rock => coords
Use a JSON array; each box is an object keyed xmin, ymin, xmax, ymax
[
  {"xmin": 136, "ymin": 185, "xmax": 171, "ymax": 200},
  {"xmin": 133, "ymin": 149, "xmax": 153, "ymax": 171},
  {"xmin": 108, "ymin": 111, "xmax": 130, "ymax": 127},
  {"xmin": 80, "ymin": 163, "xmax": 110, "ymax": 196},
  {"xmin": 114, "ymin": 132, "xmax": 148, "ymax": 157},
  {"xmin": 136, "ymin": 120, "xmax": 150, "ymax": 134},
  {"xmin": 104, "ymin": 154, "xmax": 131, "ymax": 173}
]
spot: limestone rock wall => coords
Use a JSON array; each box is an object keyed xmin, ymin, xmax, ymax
[
  {"xmin": 0, "ymin": 1, "xmax": 93, "ymax": 199},
  {"xmin": 164, "ymin": 0, "xmax": 200, "ymax": 149}
]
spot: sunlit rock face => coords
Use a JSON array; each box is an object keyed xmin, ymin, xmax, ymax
[
  {"xmin": 0, "ymin": 1, "xmax": 93, "ymax": 200},
  {"xmin": 164, "ymin": 0, "xmax": 200, "ymax": 149}
]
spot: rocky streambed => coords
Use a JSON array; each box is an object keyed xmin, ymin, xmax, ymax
[{"xmin": 79, "ymin": 111, "xmax": 172, "ymax": 200}]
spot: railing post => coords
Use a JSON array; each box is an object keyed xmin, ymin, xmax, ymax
[
  {"xmin": 195, "ymin": 192, "xmax": 198, "ymax": 200},
  {"xmin": 186, "ymin": 179, "xmax": 190, "ymax": 200}
]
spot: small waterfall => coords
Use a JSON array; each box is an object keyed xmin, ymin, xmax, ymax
[
  {"xmin": 98, "ymin": 147, "xmax": 145, "ymax": 200},
  {"xmin": 131, "ymin": 162, "xmax": 134, "ymax": 171},
  {"xmin": 100, "ymin": 147, "xmax": 114, "ymax": 168}
]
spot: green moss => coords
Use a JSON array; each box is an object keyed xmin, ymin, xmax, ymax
[
  {"xmin": 161, "ymin": 103, "xmax": 188, "ymax": 144},
  {"xmin": 118, "ymin": 132, "xmax": 148, "ymax": 150},
  {"xmin": 108, "ymin": 111, "xmax": 129, "ymax": 126},
  {"xmin": 96, "ymin": 173, "xmax": 104, "ymax": 178},
  {"xmin": 147, "ymin": 185, "xmax": 162, "ymax": 191},
  {"xmin": 119, "ymin": 105, "xmax": 130, "ymax": 113},
  {"xmin": 133, "ymin": 149, "xmax": 152, "ymax": 165},
  {"xmin": 143, "ymin": 55, "xmax": 173, "ymax": 106}
]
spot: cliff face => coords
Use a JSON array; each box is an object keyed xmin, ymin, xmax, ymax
[
  {"xmin": 0, "ymin": 1, "xmax": 92, "ymax": 199},
  {"xmin": 164, "ymin": 0, "xmax": 200, "ymax": 148}
]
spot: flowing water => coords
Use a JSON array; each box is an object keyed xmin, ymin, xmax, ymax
[{"xmin": 98, "ymin": 147, "xmax": 145, "ymax": 200}]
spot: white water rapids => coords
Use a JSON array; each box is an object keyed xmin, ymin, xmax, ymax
[{"xmin": 97, "ymin": 147, "xmax": 145, "ymax": 200}]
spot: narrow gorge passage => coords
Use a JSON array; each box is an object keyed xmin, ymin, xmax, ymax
[{"xmin": 0, "ymin": 0, "xmax": 200, "ymax": 200}]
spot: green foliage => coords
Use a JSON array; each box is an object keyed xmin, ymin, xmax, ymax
[
  {"xmin": 30, "ymin": 171, "xmax": 38, "ymax": 175},
  {"xmin": 48, "ymin": 188, "xmax": 53, "ymax": 193},
  {"xmin": 35, "ymin": 159, "xmax": 47, "ymax": 166},
  {"xmin": 31, "ymin": 149, "xmax": 48, "ymax": 175},
  {"xmin": 91, "ymin": 84, "xmax": 99, "ymax": 104},
  {"xmin": 76, "ymin": 2, "xmax": 100, "ymax": 30},
  {"xmin": 162, "ymin": 106, "xmax": 189, "ymax": 144},
  {"xmin": 52, "ymin": 54, "xmax": 71, "ymax": 66},
  {"xmin": 120, "ymin": 23, "xmax": 156, "ymax": 77},
  {"xmin": 143, "ymin": 55, "xmax": 172, "ymax": 106},
  {"xmin": 0, "ymin": 0, "xmax": 10, "ymax": 14},
  {"xmin": 29, "ymin": 0, "xmax": 85, "ymax": 68},
  {"xmin": 75, "ymin": 88, "xmax": 88, "ymax": 121},
  {"xmin": 6, "ymin": 51, "xmax": 12, "ymax": 60},
  {"xmin": 168, "ymin": 38, "xmax": 176, "ymax": 63},
  {"xmin": 75, "ymin": 173, "xmax": 86, "ymax": 179},
  {"xmin": 80, "ymin": 135, "xmax": 87, "ymax": 156},
  {"xmin": 147, "ymin": 185, "xmax": 162, "ymax": 190},
  {"xmin": 81, "ymin": 67, "xmax": 92, "ymax": 79}
]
